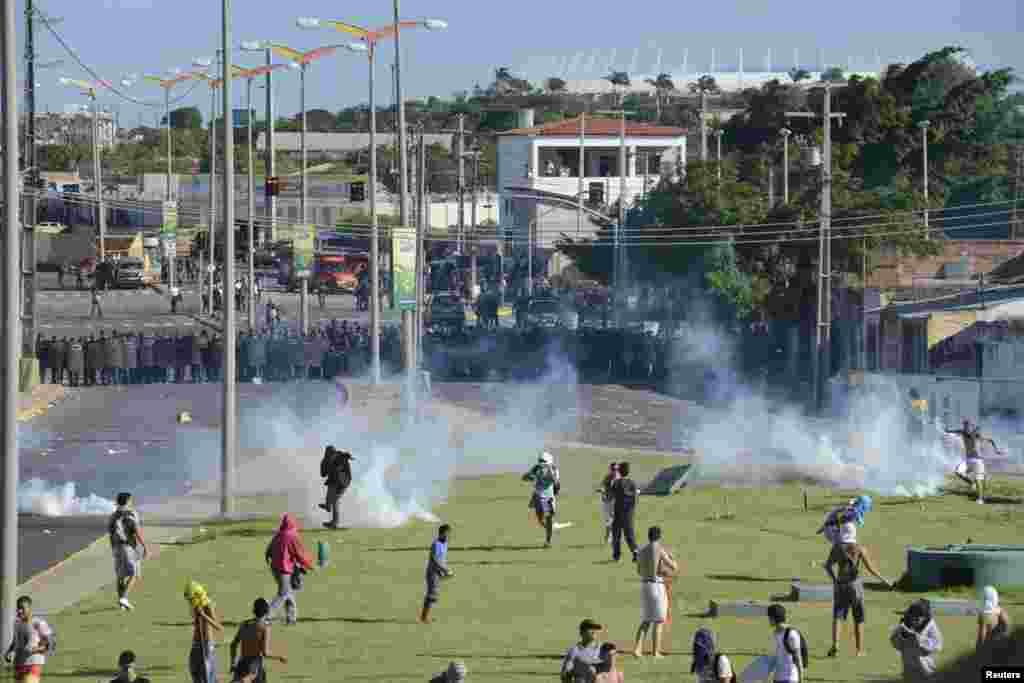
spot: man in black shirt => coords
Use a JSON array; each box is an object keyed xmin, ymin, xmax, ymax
[
  {"xmin": 319, "ymin": 446, "xmax": 354, "ymax": 529},
  {"xmin": 610, "ymin": 462, "xmax": 639, "ymax": 562}
]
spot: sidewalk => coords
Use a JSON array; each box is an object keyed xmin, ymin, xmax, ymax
[{"xmin": 17, "ymin": 523, "xmax": 189, "ymax": 615}]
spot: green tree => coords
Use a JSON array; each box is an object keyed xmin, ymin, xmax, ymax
[
  {"xmin": 604, "ymin": 71, "xmax": 631, "ymax": 105},
  {"xmin": 168, "ymin": 106, "xmax": 203, "ymax": 129},
  {"xmin": 788, "ymin": 67, "xmax": 811, "ymax": 84},
  {"xmin": 821, "ymin": 66, "xmax": 846, "ymax": 83}
]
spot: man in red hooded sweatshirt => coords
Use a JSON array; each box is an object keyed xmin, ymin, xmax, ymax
[{"xmin": 265, "ymin": 514, "xmax": 315, "ymax": 625}]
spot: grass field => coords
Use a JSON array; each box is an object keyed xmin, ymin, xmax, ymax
[{"xmin": 48, "ymin": 447, "xmax": 1024, "ymax": 682}]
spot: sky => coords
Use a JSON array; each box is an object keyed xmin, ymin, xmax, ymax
[{"xmin": 17, "ymin": 0, "xmax": 1023, "ymax": 126}]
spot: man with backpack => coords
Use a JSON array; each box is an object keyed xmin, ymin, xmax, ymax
[
  {"xmin": 522, "ymin": 452, "xmax": 560, "ymax": 548},
  {"xmin": 691, "ymin": 628, "xmax": 735, "ymax": 683},
  {"xmin": 824, "ymin": 526, "xmax": 892, "ymax": 657},
  {"xmin": 109, "ymin": 492, "xmax": 148, "ymax": 611},
  {"xmin": 766, "ymin": 604, "xmax": 806, "ymax": 683},
  {"xmin": 318, "ymin": 446, "xmax": 354, "ymax": 530},
  {"xmin": 610, "ymin": 462, "xmax": 639, "ymax": 563},
  {"xmin": 4, "ymin": 596, "xmax": 54, "ymax": 683}
]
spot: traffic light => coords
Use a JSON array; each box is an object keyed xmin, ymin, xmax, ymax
[{"xmin": 350, "ymin": 181, "xmax": 365, "ymax": 202}]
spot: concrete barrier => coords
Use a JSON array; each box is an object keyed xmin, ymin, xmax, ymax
[
  {"xmin": 708, "ymin": 600, "xmax": 771, "ymax": 618},
  {"xmin": 926, "ymin": 599, "xmax": 980, "ymax": 616},
  {"xmin": 790, "ymin": 582, "xmax": 833, "ymax": 602}
]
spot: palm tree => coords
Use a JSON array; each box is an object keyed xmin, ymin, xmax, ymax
[
  {"xmin": 645, "ymin": 73, "xmax": 676, "ymax": 122},
  {"xmin": 604, "ymin": 70, "xmax": 631, "ymax": 105},
  {"xmin": 688, "ymin": 75, "xmax": 720, "ymax": 161},
  {"xmin": 788, "ymin": 67, "xmax": 812, "ymax": 84}
]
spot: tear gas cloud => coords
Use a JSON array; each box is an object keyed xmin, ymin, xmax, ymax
[
  {"xmin": 172, "ymin": 346, "xmax": 581, "ymax": 528},
  {"xmin": 669, "ymin": 305, "xmax": 966, "ymax": 497}
]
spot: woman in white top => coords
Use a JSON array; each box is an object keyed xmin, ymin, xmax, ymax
[{"xmin": 977, "ymin": 585, "xmax": 1011, "ymax": 652}]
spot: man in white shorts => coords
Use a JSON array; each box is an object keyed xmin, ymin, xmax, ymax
[
  {"xmin": 947, "ymin": 419, "xmax": 1004, "ymax": 504},
  {"xmin": 632, "ymin": 526, "xmax": 677, "ymax": 658}
]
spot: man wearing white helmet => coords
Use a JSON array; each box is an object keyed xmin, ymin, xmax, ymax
[{"xmin": 523, "ymin": 452, "xmax": 561, "ymax": 548}]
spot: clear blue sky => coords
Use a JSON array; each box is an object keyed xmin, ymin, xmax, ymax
[{"xmin": 19, "ymin": 0, "xmax": 1023, "ymax": 126}]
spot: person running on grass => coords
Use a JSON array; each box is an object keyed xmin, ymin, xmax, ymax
[
  {"xmin": 109, "ymin": 492, "xmax": 148, "ymax": 611},
  {"xmin": 522, "ymin": 452, "xmax": 560, "ymax": 548},
  {"xmin": 947, "ymin": 419, "xmax": 1004, "ymax": 504},
  {"xmin": 230, "ymin": 598, "xmax": 287, "ymax": 683},
  {"xmin": 824, "ymin": 522, "xmax": 892, "ymax": 658},
  {"xmin": 420, "ymin": 524, "xmax": 454, "ymax": 624}
]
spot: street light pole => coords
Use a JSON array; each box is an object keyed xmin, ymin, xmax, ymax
[
  {"xmin": 221, "ymin": 0, "xmax": 237, "ymax": 518},
  {"xmin": 247, "ymin": 75, "xmax": 256, "ymax": 331},
  {"xmin": 1, "ymin": 0, "xmax": 22, "ymax": 654},
  {"xmin": 299, "ymin": 62, "xmax": 309, "ymax": 336},
  {"xmin": 265, "ymin": 47, "xmax": 275, "ymax": 244},
  {"xmin": 393, "ymin": 0, "xmax": 408, "ymax": 311},
  {"xmin": 780, "ymin": 127, "xmax": 791, "ymax": 204},
  {"xmin": 369, "ymin": 43, "xmax": 381, "ymax": 384},
  {"xmin": 919, "ymin": 119, "xmax": 930, "ymax": 239}
]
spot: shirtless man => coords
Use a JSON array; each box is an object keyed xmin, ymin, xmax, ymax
[
  {"xmin": 632, "ymin": 526, "xmax": 678, "ymax": 658},
  {"xmin": 947, "ymin": 419, "xmax": 1004, "ymax": 504},
  {"xmin": 230, "ymin": 598, "xmax": 287, "ymax": 683}
]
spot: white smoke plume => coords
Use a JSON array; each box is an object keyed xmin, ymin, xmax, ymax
[{"xmin": 18, "ymin": 478, "xmax": 115, "ymax": 516}]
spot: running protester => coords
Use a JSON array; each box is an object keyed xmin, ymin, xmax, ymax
[
  {"xmin": 947, "ymin": 419, "xmax": 1004, "ymax": 504},
  {"xmin": 420, "ymin": 524, "xmax": 454, "ymax": 624},
  {"xmin": 816, "ymin": 495, "xmax": 872, "ymax": 545},
  {"xmin": 523, "ymin": 452, "xmax": 561, "ymax": 548}
]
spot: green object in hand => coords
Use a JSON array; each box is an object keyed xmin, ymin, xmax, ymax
[{"xmin": 317, "ymin": 540, "xmax": 329, "ymax": 568}]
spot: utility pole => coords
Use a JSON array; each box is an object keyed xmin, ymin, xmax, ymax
[
  {"xmin": 470, "ymin": 149, "xmax": 479, "ymax": 299},
  {"xmin": 919, "ymin": 119, "xmax": 930, "ymax": 239},
  {"xmin": 220, "ymin": 0, "xmax": 237, "ymax": 518},
  {"xmin": 392, "ymin": 0, "xmax": 408, "ymax": 311},
  {"xmin": 780, "ymin": 127, "xmax": 791, "ymax": 204},
  {"xmin": 1013, "ymin": 144, "xmax": 1024, "ymax": 240},
  {"xmin": 456, "ymin": 113, "xmax": 465, "ymax": 255},
  {"xmin": 786, "ymin": 81, "xmax": 845, "ymax": 413},
  {"xmin": 699, "ymin": 89, "xmax": 708, "ymax": 162},
  {"xmin": 22, "ymin": 0, "xmax": 37, "ymax": 355},
  {"xmin": 2, "ymin": 0, "xmax": 21, "ymax": 655},
  {"xmin": 577, "ymin": 112, "xmax": 585, "ymax": 238},
  {"xmin": 207, "ymin": 57, "xmax": 218, "ymax": 316}
]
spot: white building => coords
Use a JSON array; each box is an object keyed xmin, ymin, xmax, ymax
[
  {"xmin": 495, "ymin": 115, "xmax": 686, "ymax": 254},
  {"xmin": 27, "ymin": 111, "xmax": 118, "ymax": 149}
]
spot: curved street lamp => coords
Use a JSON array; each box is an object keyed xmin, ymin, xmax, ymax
[
  {"xmin": 58, "ymin": 77, "xmax": 110, "ymax": 260},
  {"xmin": 297, "ymin": 14, "xmax": 447, "ymax": 384}
]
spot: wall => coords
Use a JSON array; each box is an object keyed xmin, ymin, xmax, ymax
[{"xmin": 870, "ymin": 240, "xmax": 1024, "ymax": 289}]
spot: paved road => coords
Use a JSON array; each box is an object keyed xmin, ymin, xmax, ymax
[{"xmin": 18, "ymin": 517, "xmax": 108, "ymax": 585}]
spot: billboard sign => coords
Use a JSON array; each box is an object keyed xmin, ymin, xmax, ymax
[
  {"xmin": 292, "ymin": 224, "xmax": 314, "ymax": 279},
  {"xmin": 392, "ymin": 227, "xmax": 416, "ymax": 310}
]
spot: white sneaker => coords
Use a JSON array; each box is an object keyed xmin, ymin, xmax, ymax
[
  {"xmin": 119, "ymin": 598, "xmax": 134, "ymax": 611},
  {"xmin": 978, "ymin": 499, "xmax": 985, "ymax": 505}
]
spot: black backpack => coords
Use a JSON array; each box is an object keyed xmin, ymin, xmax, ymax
[{"xmin": 783, "ymin": 628, "xmax": 809, "ymax": 671}]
